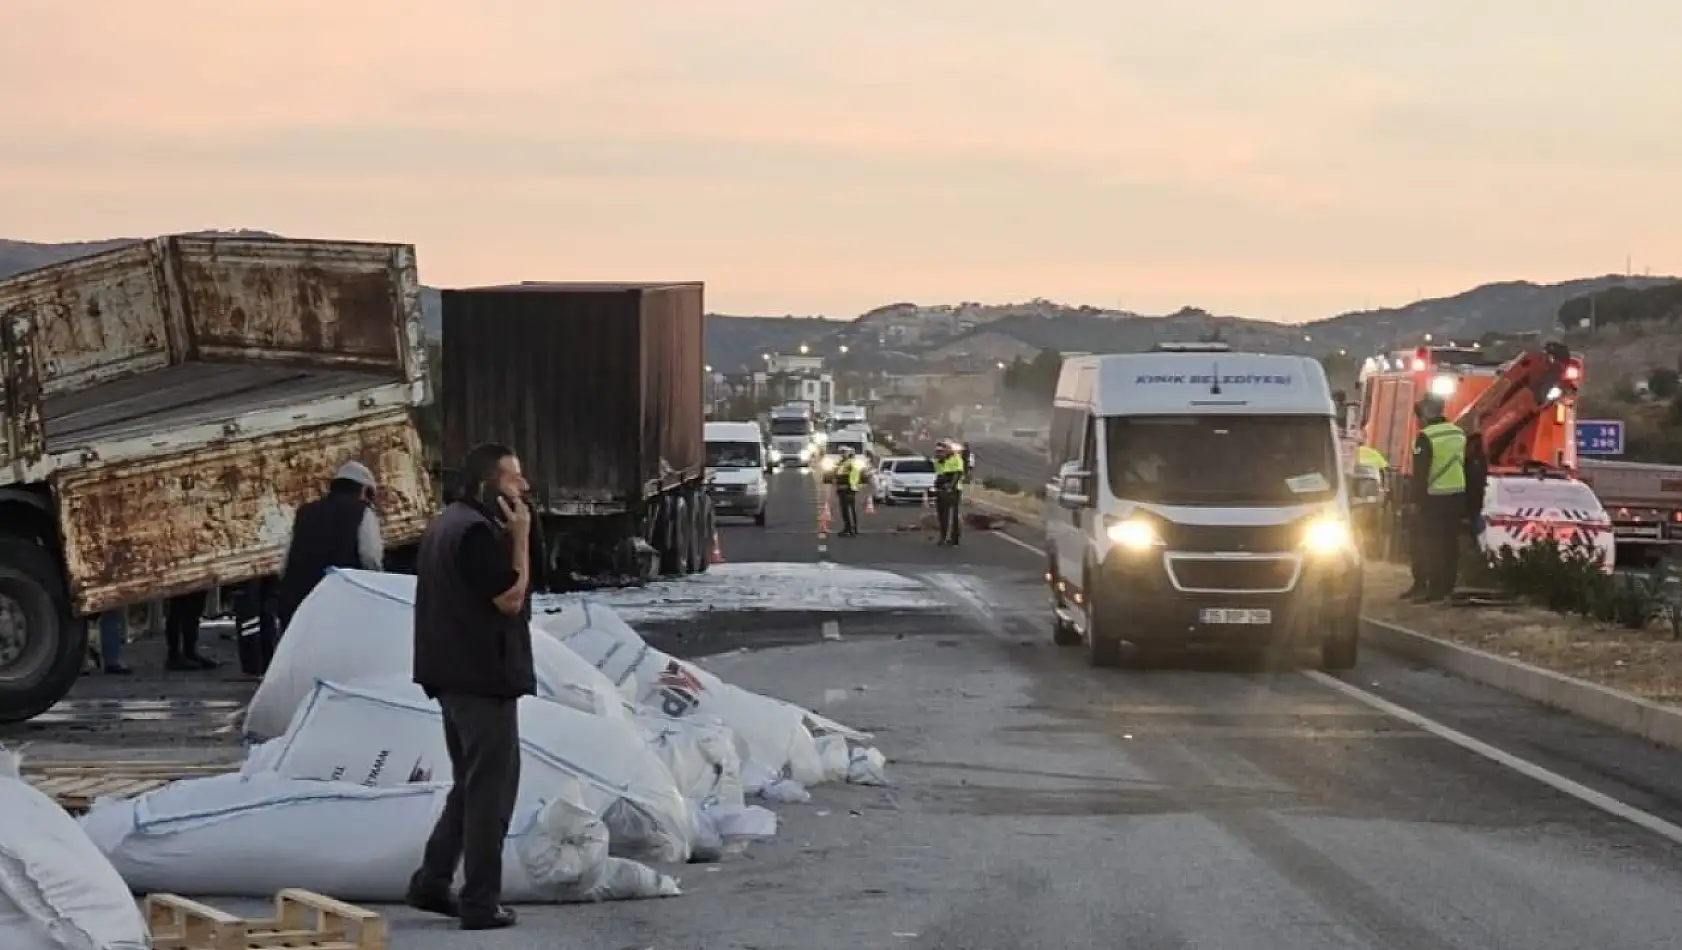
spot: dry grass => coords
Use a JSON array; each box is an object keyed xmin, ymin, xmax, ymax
[
  {"xmin": 1363, "ymin": 562, "xmax": 1682, "ymax": 705},
  {"xmin": 967, "ymin": 486, "xmax": 1046, "ymax": 521}
]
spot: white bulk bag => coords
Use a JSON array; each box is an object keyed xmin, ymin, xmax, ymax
[
  {"xmin": 633, "ymin": 711, "xmax": 745, "ymax": 807},
  {"xmin": 0, "ymin": 750, "xmax": 149, "ymax": 950},
  {"xmin": 255, "ymin": 679, "xmax": 693, "ymax": 863},
  {"xmin": 244, "ymin": 569, "xmax": 623, "ymax": 739},
  {"xmin": 538, "ymin": 602, "xmax": 832, "ymax": 784},
  {"xmin": 80, "ymin": 771, "xmax": 675, "ymax": 903}
]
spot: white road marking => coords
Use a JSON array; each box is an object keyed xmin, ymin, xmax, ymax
[
  {"xmin": 822, "ymin": 620, "xmax": 842, "ymax": 641},
  {"xmin": 1304, "ymin": 669, "xmax": 1682, "ymax": 846},
  {"xmin": 986, "ymin": 528, "xmax": 1047, "ymax": 557},
  {"xmin": 974, "ymin": 529, "xmax": 1682, "ymax": 846}
]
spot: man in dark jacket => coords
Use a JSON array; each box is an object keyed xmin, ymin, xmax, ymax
[
  {"xmin": 406, "ymin": 443, "xmax": 532, "ymax": 932},
  {"xmin": 275, "ymin": 461, "xmax": 385, "ymax": 632}
]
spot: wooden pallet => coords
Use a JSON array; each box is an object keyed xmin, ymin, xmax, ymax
[
  {"xmin": 145, "ymin": 889, "xmax": 387, "ymax": 950},
  {"xmin": 25, "ymin": 761, "xmax": 238, "ymax": 814}
]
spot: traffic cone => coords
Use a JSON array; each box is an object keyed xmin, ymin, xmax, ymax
[{"xmin": 710, "ymin": 530, "xmax": 725, "ymax": 564}]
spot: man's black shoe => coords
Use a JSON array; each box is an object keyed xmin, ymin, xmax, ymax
[
  {"xmin": 404, "ymin": 887, "xmax": 458, "ymax": 918},
  {"xmin": 460, "ymin": 906, "xmax": 517, "ymax": 931}
]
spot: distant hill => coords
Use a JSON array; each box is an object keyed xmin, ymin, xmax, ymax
[{"xmin": 3, "ymin": 234, "xmax": 1673, "ymax": 368}]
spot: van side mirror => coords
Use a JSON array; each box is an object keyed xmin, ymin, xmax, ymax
[{"xmin": 1054, "ymin": 462, "xmax": 1092, "ymax": 510}]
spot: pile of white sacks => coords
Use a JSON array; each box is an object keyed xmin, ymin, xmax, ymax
[{"xmin": 1, "ymin": 569, "xmax": 888, "ymax": 950}]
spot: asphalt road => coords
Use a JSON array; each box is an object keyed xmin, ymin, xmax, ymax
[{"xmin": 18, "ymin": 467, "xmax": 1682, "ymax": 948}]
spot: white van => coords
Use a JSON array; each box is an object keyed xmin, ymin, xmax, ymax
[
  {"xmin": 1043, "ymin": 347, "xmax": 1361, "ymax": 670},
  {"xmin": 704, "ymin": 421, "xmax": 770, "ymax": 526}
]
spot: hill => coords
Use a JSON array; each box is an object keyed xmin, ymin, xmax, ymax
[{"xmin": 2, "ymin": 235, "xmax": 1673, "ymax": 369}]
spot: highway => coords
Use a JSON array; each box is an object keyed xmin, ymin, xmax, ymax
[{"xmin": 18, "ymin": 467, "xmax": 1682, "ymax": 948}]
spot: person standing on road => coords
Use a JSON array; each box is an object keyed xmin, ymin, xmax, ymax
[
  {"xmin": 275, "ymin": 460, "xmax": 386, "ymax": 633},
  {"xmin": 933, "ymin": 441, "xmax": 966, "ymax": 546},
  {"xmin": 1402, "ymin": 396, "xmax": 1467, "ymax": 602},
  {"xmin": 835, "ymin": 446, "xmax": 862, "ymax": 537},
  {"xmin": 163, "ymin": 589, "xmax": 217, "ymax": 671},
  {"xmin": 407, "ymin": 442, "xmax": 533, "ymax": 933}
]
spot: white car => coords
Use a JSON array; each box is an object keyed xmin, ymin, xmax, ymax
[{"xmin": 872, "ymin": 456, "xmax": 937, "ymax": 505}]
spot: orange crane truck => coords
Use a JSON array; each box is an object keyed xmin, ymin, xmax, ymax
[{"xmin": 1354, "ymin": 342, "xmax": 1613, "ymax": 571}]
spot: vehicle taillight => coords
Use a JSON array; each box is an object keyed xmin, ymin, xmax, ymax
[{"xmin": 1410, "ymin": 347, "xmax": 1429, "ymax": 372}]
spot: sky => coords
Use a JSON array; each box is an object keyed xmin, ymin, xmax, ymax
[{"xmin": 2, "ymin": 1, "xmax": 1678, "ymax": 322}]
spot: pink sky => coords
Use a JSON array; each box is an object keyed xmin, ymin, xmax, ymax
[{"xmin": 2, "ymin": 0, "xmax": 1677, "ymax": 321}]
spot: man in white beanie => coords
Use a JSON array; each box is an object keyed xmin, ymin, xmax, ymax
[{"xmin": 273, "ymin": 459, "xmax": 386, "ymax": 633}]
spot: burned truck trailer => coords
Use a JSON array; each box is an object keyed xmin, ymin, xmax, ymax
[
  {"xmin": 0, "ymin": 235, "xmax": 437, "ymax": 721},
  {"xmin": 439, "ymin": 282, "xmax": 712, "ymax": 585}
]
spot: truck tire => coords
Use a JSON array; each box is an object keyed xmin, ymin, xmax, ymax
[
  {"xmin": 690, "ymin": 491, "xmax": 714, "ymax": 573},
  {"xmin": 660, "ymin": 495, "xmax": 690, "ymax": 577},
  {"xmin": 0, "ymin": 535, "xmax": 85, "ymax": 723}
]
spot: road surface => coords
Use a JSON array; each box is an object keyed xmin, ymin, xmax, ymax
[{"xmin": 13, "ymin": 467, "xmax": 1682, "ymax": 948}]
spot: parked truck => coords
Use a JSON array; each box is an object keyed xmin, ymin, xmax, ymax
[
  {"xmin": 1577, "ymin": 459, "xmax": 1682, "ymax": 565},
  {"xmin": 0, "ymin": 235, "xmax": 437, "ymax": 721},
  {"xmin": 439, "ymin": 282, "xmax": 712, "ymax": 586}
]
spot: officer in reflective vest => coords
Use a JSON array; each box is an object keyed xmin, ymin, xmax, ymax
[
  {"xmin": 933, "ymin": 441, "xmax": 967, "ymax": 546},
  {"xmin": 835, "ymin": 446, "xmax": 863, "ymax": 537},
  {"xmin": 1403, "ymin": 395, "xmax": 1467, "ymax": 602}
]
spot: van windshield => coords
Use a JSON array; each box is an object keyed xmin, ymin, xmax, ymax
[
  {"xmin": 770, "ymin": 418, "xmax": 811, "ymax": 436},
  {"xmin": 707, "ymin": 441, "xmax": 762, "ymax": 468},
  {"xmin": 1104, "ymin": 415, "xmax": 1337, "ymax": 506}
]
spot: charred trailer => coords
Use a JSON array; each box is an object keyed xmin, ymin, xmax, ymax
[{"xmin": 439, "ymin": 282, "xmax": 711, "ymax": 588}]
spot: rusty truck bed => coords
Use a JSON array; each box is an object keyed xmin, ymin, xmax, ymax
[{"xmin": 43, "ymin": 362, "xmax": 395, "ymax": 452}]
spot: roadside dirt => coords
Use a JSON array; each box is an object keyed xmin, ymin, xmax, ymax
[
  {"xmin": 1363, "ymin": 561, "xmax": 1682, "ymax": 706},
  {"xmin": 968, "ymin": 487, "xmax": 1044, "ymax": 522}
]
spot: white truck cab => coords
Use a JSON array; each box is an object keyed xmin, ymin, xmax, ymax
[
  {"xmin": 1043, "ymin": 347, "xmax": 1361, "ymax": 670},
  {"xmin": 705, "ymin": 421, "xmax": 771, "ymax": 526}
]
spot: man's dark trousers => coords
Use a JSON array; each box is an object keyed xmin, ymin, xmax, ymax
[
  {"xmin": 837, "ymin": 489, "xmax": 858, "ymax": 535},
  {"xmin": 411, "ymin": 693, "xmax": 521, "ymax": 916},
  {"xmin": 1421, "ymin": 493, "xmax": 1465, "ymax": 598},
  {"xmin": 1405, "ymin": 502, "xmax": 1429, "ymax": 593},
  {"xmin": 936, "ymin": 489, "xmax": 962, "ymax": 544}
]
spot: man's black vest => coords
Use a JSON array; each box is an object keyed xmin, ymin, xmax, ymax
[
  {"xmin": 276, "ymin": 491, "xmax": 370, "ymax": 626},
  {"xmin": 412, "ymin": 501, "xmax": 535, "ymax": 699}
]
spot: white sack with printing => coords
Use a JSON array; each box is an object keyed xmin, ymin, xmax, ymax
[
  {"xmin": 248, "ymin": 678, "xmax": 693, "ymax": 863},
  {"xmin": 537, "ymin": 598, "xmax": 870, "ymax": 785},
  {"xmin": 243, "ymin": 569, "xmax": 625, "ymax": 739},
  {"xmin": 79, "ymin": 771, "xmax": 678, "ymax": 903}
]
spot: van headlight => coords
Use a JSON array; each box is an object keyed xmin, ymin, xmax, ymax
[
  {"xmin": 769, "ymin": 448, "xmax": 782, "ymax": 463},
  {"xmin": 798, "ymin": 447, "xmax": 811, "ymax": 462},
  {"xmin": 1105, "ymin": 517, "xmax": 1160, "ymax": 551},
  {"xmin": 1302, "ymin": 516, "xmax": 1353, "ymax": 556}
]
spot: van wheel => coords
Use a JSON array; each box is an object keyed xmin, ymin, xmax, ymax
[
  {"xmin": 0, "ymin": 535, "xmax": 84, "ymax": 723},
  {"xmin": 1321, "ymin": 627, "xmax": 1359, "ymax": 672},
  {"xmin": 1083, "ymin": 567, "xmax": 1124, "ymax": 668}
]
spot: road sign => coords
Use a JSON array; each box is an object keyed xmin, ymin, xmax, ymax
[{"xmin": 1576, "ymin": 419, "xmax": 1624, "ymax": 456}]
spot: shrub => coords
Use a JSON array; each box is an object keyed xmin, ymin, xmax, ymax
[{"xmin": 1482, "ymin": 539, "xmax": 1655, "ymax": 628}]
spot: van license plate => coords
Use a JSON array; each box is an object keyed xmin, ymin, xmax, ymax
[{"xmin": 1200, "ymin": 608, "xmax": 1271, "ymax": 625}]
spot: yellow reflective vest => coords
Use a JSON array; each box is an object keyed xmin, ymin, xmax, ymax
[{"xmin": 1419, "ymin": 422, "xmax": 1467, "ymax": 495}]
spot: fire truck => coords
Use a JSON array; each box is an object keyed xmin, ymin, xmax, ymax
[{"xmin": 1350, "ymin": 341, "xmax": 1614, "ymax": 571}]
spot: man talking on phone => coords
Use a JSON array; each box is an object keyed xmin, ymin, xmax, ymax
[{"xmin": 406, "ymin": 442, "xmax": 532, "ymax": 932}]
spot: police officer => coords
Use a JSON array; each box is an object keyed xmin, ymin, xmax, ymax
[
  {"xmin": 834, "ymin": 446, "xmax": 863, "ymax": 537},
  {"xmin": 933, "ymin": 441, "xmax": 966, "ymax": 546},
  {"xmin": 1403, "ymin": 395, "xmax": 1467, "ymax": 602}
]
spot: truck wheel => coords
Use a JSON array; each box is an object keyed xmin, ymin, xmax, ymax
[
  {"xmin": 1082, "ymin": 567, "xmax": 1125, "ymax": 668},
  {"xmin": 0, "ymin": 536, "xmax": 85, "ymax": 723},
  {"xmin": 693, "ymin": 494, "xmax": 716, "ymax": 572},
  {"xmin": 660, "ymin": 496, "xmax": 689, "ymax": 576}
]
